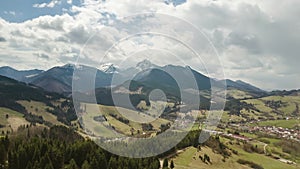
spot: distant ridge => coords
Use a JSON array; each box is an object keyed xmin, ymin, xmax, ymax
[
  {"xmin": 0, "ymin": 66, "xmax": 43, "ymax": 82},
  {"xmin": 0, "ymin": 60, "xmax": 264, "ymax": 96}
]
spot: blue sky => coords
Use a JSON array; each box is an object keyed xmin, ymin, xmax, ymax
[
  {"xmin": 0, "ymin": 0, "xmax": 187, "ymax": 23},
  {"xmin": 0, "ymin": 0, "xmax": 82, "ymax": 22}
]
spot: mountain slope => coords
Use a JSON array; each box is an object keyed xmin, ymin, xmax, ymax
[
  {"xmin": 136, "ymin": 59, "xmax": 159, "ymax": 70},
  {"xmin": 0, "ymin": 61, "xmax": 265, "ymax": 97},
  {"xmin": 220, "ymin": 79, "xmax": 266, "ymax": 98},
  {"xmin": 28, "ymin": 64, "xmax": 74, "ymax": 93},
  {"xmin": 0, "ymin": 66, "xmax": 43, "ymax": 82},
  {"xmin": 0, "ymin": 75, "xmax": 77, "ymax": 125},
  {"xmin": 29, "ymin": 64, "xmax": 113, "ymax": 94},
  {"xmin": 133, "ymin": 65, "xmax": 212, "ymax": 91},
  {"xmin": 0, "ymin": 75, "xmax": 56, "ymax": 113},
  {"xmin": 98, "ymin": 63, "xmax": 119, "ymax": 73}
]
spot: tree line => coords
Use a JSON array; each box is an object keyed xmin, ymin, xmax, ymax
[{"xmin": 0, "ymin": 126, "xmax": 160, "ymax": 169}]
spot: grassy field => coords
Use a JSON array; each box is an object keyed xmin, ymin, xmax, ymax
[
  {"xmin": 173, "ymin": 147, "xmax": 198, "ymax": 166},
  {"xmin": 17, "ymin": 100, "xmax": 64, "ymax": 126},
  {"xmin": 99, "ymin": 104, "xmax": 155, "ymax": 123},
  {"xmin": 244, "ymin": 99, "xmax": 273, "ymax": 113},
  {"xmin": 172, "ymin": 146, "xmax": 251, "ymax": 169},
  {"xmin": 257, "ymin": 137, "xmax": 280, "ymax": 145},
  {"xmin": 260, "ymin": 95, "xmax": 300, "ymax": 115},
  {"xmin": 239, "ymin": 132, "xmax": 258, "ymax": 139},
  {"xmin": 0, "ymin": 107, "xmax": 29, "ymax": 132},
  {"xmin": 82, "ymin": 103, "xmax": 119, "ymax": 138},
  {"xmin": 81, "ymin": 104, "xmax": 171, "ymax": 137},
  {"xmin": 221, "ymin": 137, "xmax": 299, "ymax": 169},
  {"xmin": 170, "ymin": 136, "xmax": 299, "ymax": 169},
  {"xmin": 99, "ymin": 104, "xmax": 170, "ymax": 131},
  {"xmin": 137, "ymin": 100, "xmax": 175, "ymax": 119},
  {"xmin": 227, "ymin": 89, "xmax": 253, "ymax": 99},
  {"xmin": 243, "ymin": 95, "xmax": 300, "ymax": 117},
  {"xmin": 250, "ymin": 119, "xmax": 299, "ymax": 129},
  {"xmin": 253, "ymin": 137, "xmax": 291, "ymax": 161},
  {"xmin": 221, "ymin": 111, "xmax": 245, "ymax": 123}
]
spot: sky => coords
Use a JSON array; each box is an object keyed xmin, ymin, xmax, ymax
[{"xmin": 0, "ymin": 0, "xmax": 299, "ymax": 90}]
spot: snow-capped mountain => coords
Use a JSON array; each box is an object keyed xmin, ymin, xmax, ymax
[
  {"xmin": 98, "ymin": 63, "xmax": 119, "ymax": 73},
  {"xmin": 136, "ymin": 59, "xmax": 159, "ymax": 71},
  {"xmin": 0, "ymin": 60, "xmax": 265, "ymax": 96}
]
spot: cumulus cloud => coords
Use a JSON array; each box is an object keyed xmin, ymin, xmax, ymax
[
  {"xmin": 33, "ymin": 3, "xmax": 48, "ymax": 8},
  {"xmin": 35, "ymin": 53, "xmax": 50, "ymax": 60},
  {"xmin": 0, "ymin": 14, "xmax": 76, "ymax": 69},
  {"xmin": 0, "ymin": 0, "xmax": 299, "ymax": 90},
  {"xmin": 33, "ymin": 0, "xmax": 61, "ymax": 8}
]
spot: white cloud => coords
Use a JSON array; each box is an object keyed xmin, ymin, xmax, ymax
[
  {"xmin": 33, "ymin": 0, "xmax": 61, "ymax": 8},
  {"xmin": 0, "ymin": 14, "xmax": 77, "ymax": 69},
  {"xmin": 4, "ymin": 11, "xmax": 16, "ymax": 16},
  {"xmin": 33, "ymin": 3, "xmax": 48, "ymax": 8},
  {"xmin": 1, "ymin": 0, "xmax": 300, "ymax": 90}
]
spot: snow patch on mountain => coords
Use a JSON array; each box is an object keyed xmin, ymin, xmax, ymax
[
  {"xmin": 136, "ymin": 59, "xmax": 159, "ymax": 71},
  {"xmin": 99, "ymin": 63, "xmax": 119, "ymax": 73}
]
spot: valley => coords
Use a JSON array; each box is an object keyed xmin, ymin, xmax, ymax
[
  {"xmin": 0, "ymin": 63, "xmax": 299, "ymax": 169},
  {"xmin": 0, "ymin": 1, "xmax": 298, "ymax": 168}
]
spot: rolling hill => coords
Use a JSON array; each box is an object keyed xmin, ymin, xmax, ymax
[
  {"xmin": 222, "ymin": 79, "xmax": 267, "ymax": 98},
  {"xmin": 0, "ymin": 75, "xmax": 76, "ymax": 127}
]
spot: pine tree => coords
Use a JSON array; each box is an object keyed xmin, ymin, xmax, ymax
[
  {"xmin": 18, "ymin": 146, "xmax": 28, "ymax": 168},
  {"xmin": 3, "ymin": 135, "xmax": 9, "ymax": 149},
  {"xmin": 108, "ymin": 157, "xmax": 118, "ymax": 169},
  {"xmin": 81, "ymin": 160, "xmax": 91, "ymax": 169},
  {"xmin": 203, "ymin": 154, "xmax": 210, "ymax": 163},
  {"xmin": 25, "ymin": 161, "xmax": 33, "ymax": 169},
  {"xmin": 66, "ymin": 159, "xmax": 79, "ymax": 169},
  {"xmin": 8, "ymin": 151, "xmax": 18, "ymax": 169},
  {"xmin": 90, "ymin": 157, "xmax": 101, "ymax": 169},
  {"xmin": 99, "ymin": 153, "xmax": 107, "ymax": 169},
  {"xmin": 49, "ymin": 148, "xmax": 64, "ymax": 169},
  {"xmin": 0, "ymin": 144, "xmax": 6, "ymax": 165},
  {"xmin": 163, "ymin": 159, "xmax": 168, "ymax": 169},
  {"xmin": 40, "ymin": 153, "xmax": 53, "ymax": 169},
  {"xmin": 170, "ymin": 160, "xmax": 175, "ymax": 169},
  {"xmin": 203, "ymin": 154, "xmax": 208, "ymax": 163},
  {"xmin": 32, "ymin": 148, "xmax": 40, "ymax": 162},
  {"xmin": 32, "ymin": 160, "xmax": 41, "ymax": 169},
  {"xmin": 44, "ymin": 163, "xmax": 54, "ymax": 169},
  {"xmin": 207, "ymin": 155, "xmax": 211, "ymax": 163}
]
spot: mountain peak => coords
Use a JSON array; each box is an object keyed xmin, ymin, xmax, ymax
[
  {"xmin": 136, "ymin": 59, "xmax": 158, "ymax": 70},
  {"xmin": 0, "ymin": 66, "xmax": 17, "ymax": 72},
  {"xmin": 99, "ymin": 63, "xmax": 119, "ymax": 73},
  {"xmin": 61, "ymin": 63, "xmax": 75, "ymax": 69},
  {"xmin": 0, "ymin": 66, "xmax": 14, "ymax": 69}
]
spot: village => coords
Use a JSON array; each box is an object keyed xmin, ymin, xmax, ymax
[{"xmin": 250, "ymin": 126, "xmax": 300, "ymax": 142}]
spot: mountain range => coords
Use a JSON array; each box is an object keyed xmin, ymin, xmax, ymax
[
  {"xmin": 0, "ymin": 60, "xmax": 265, "ymax": 97},
  {"xmin": 0, "ymin": 66, "xmax": 43, "ymax": 82}
]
